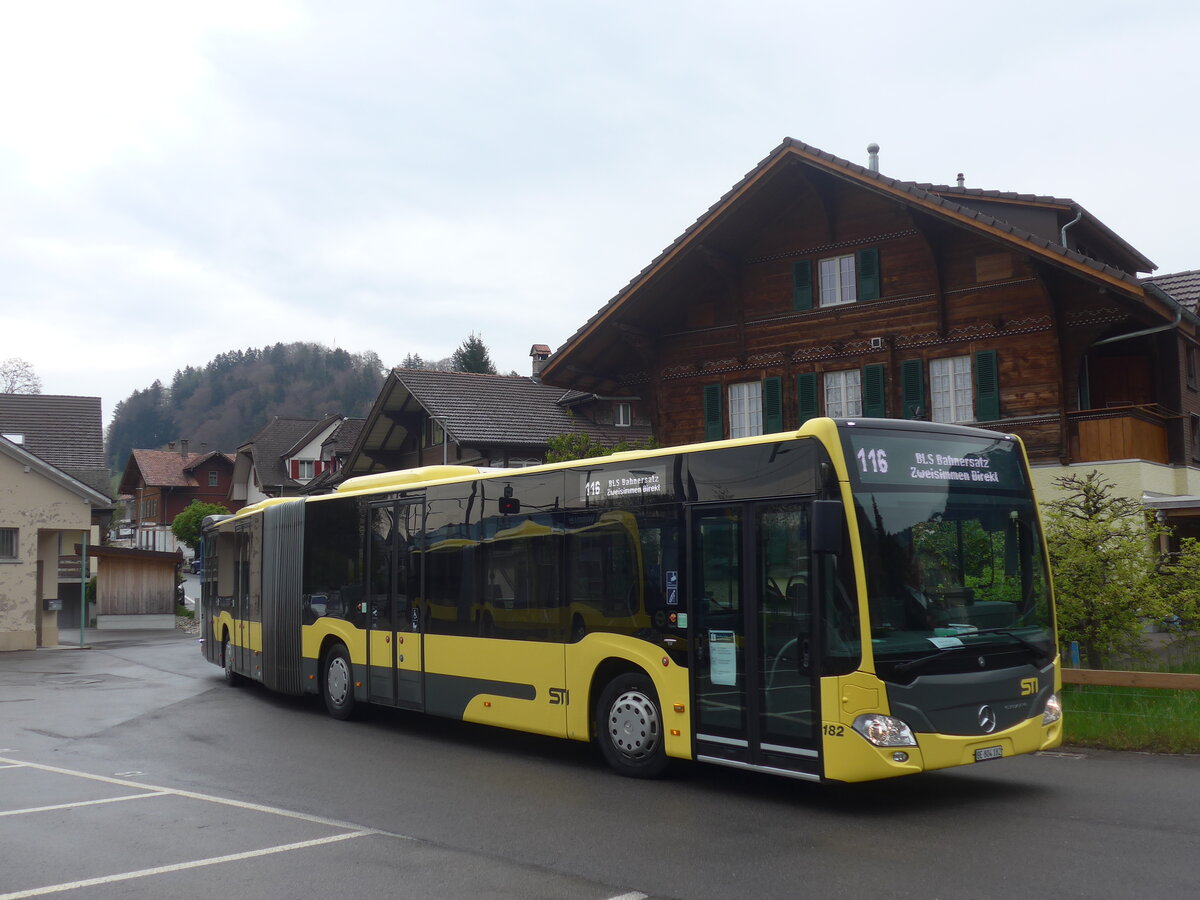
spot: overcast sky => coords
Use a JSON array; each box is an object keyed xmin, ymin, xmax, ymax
[{"xmin": 2, "ymin": 1, "xmax": 1196, "ymax": 427}]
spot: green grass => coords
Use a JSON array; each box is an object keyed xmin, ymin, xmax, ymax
[
  {"xmin": 1063, "ymin": 684, "xmax": 1200, "ymax": 753},
  {"xmin": 1062, "ymin": 641, "xmax": 1200, "ymax": 753}
]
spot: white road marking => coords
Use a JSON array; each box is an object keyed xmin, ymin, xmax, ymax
[
  {"xmin": 0, "ymin": 757, "xmax": 385, "ymax": 832},
  {"xmin": 0, "ymin": 791, "xmax": 169, "ymax": 818},
  {"xmin": 0, "ymin": 830, "xmax": 376, "ymax": 899},
  {"xmin": 606, "ymin": 894, "xmax": 649, "ymax": 900}
]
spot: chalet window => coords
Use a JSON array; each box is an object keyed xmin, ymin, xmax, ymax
[
  {"xmin": 0, "ymin": 527, "xmax": 17, "ymax": 560},
  {"xmin": 615, "ymin": 401, "xmax": 631, "ymax": 427},
  {"xmin": 926, "ymin": 352, "xmax": 1000, "ymax": 423},
  {"xmin": 424, "ymin": 418, "xmax": 445, "ymax": 448},
  {"xmin": 794, "ymin": 248, "xmax": 881, "ymax": 310},
  {"xmin": 728, "ymin": 382, "xmax": 763, "ymax": 438},
  {"xmin": 824, "ymin": 370, "xmax": 862, "ymax": 418},
  {"xmin": 1188, "ymin": 346, "xmax": 1198, "ymax": 391},
  {"xmin": 296, "ymin": 460, "xmax": 314, "ymax": 480},
  {"xmin": 930, "ymin": 356, "xmax": 973, "ymax": 423},
  {"xmin": 819, "ymin": 255, "xmax": 857, "ymax": 306},
  {"xmin": 1192, "ymin": 416, "xmax": 1200, "ymax": 463},
  {"xmin": 208, "ymin": 470, "xmax": 219, "ymax": 487},
  {"xmin": 706, "ymin": 378, "xmax": 782, "ymax": 440}
]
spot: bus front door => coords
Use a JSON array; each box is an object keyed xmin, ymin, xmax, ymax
[
  {"xmin": 690, "ymin": 501, "xmax": 821, "ymax": 780},
  {"xmin": 366, "ymin": 499, "xmax": 424, "ymax": 711}
]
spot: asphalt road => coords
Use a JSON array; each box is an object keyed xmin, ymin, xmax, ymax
[{"xmin": 1, "ymin": 631, "xmax": 1197, "ymax": 899}]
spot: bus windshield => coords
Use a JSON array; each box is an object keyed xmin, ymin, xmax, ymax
[{"xmin": 841, "ymin": 425, "xmax": 1054, "ymax": 682}]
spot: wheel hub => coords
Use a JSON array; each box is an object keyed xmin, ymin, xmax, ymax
[
  {"xmin": 607, "ymin": 689, "xmax": 661, "ymax": 759},
  {"xmin": 327, "ymin": 657, "xmax": 349, "ymax": 705}
]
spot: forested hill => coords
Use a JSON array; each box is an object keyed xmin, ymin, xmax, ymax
[{"xmin": 105, "ymin": 342, "xmax": 386, "ymax": 470}]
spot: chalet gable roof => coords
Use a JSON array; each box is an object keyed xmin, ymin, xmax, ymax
[
  {"xmin": 540, "ymin": 137, "xmax": 1171, "ymax": 387},
  {"xmin": 346, "ymin": 368, "xmax": 651, "ymax": 473}
]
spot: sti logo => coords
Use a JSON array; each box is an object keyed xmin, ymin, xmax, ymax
[
  {"xmin": 548, "ymin": 687, "xmax": 570, "ymax": 705},
  {"xmin": 1020, "ymin": 678, "xmax": 1039, "ymax": 696}
]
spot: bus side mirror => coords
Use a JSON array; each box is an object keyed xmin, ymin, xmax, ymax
[{"xmin": 811, "ymin": 500, "xmax": 843, "ymax": 555}]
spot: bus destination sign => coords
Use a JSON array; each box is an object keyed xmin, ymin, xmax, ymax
[
  {"xmin": 844, "ymin": 430, "xmax": 1023, "ymax": 490},
  {"xmin": 580, "ymin": 464, "xmax": 668, "ymax": 503}
]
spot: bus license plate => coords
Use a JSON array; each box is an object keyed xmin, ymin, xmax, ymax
[{"xmin": 975, "ymin": 746, "xmax": 1003, "ymax": 762}]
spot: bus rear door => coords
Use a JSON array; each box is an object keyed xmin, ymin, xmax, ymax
[{"xmin": 690, "ymin": 500, "xmax": 821, "ymax": 780}]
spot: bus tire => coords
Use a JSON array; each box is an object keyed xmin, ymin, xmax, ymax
[
  {"xmin": 595, "ymin": 672, "xmax": 668, "ymax": 778},
  {"xmin": 322, "ymin": 643, "xmax": 357, "ymax": 720},
  {"xmin": 222, "ymin": 635, "xmax": 242, "ymax": 687}
]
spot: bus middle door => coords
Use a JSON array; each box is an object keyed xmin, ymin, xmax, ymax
[
  {"xmin": 690, "ymin": 500, "xmax": 821, "ymax": 780},
  {"xmin": 366, "ymin": 499, "xmax": 425, "ymax": 710}
]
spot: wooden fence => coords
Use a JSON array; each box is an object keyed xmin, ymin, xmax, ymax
[{"xmin": 1061, "ymin": 669, "xmax": 1200, "ymax": 690}]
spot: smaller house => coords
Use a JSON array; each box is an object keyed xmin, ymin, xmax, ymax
[
  {"xmin": 230, "ymin": 415, "xmax": 345, "ymax": 504},
  {"xmin": 339, "ymin": 358, "xmax": 653, "ymax": 481},
  {"xmin": 117, "ymin": 441, "xmax": 238, "ymax": 553},
  {"xmin": 0, "ymin": 394, "xmax": 112, "ymax": 649},
  {"xmin": 301, "ymin": 418, "xmax": 365, "ymax": 494}
]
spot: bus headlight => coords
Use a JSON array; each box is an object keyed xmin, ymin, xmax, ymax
[
  {"xmin": 1042, "ymin": 693, "xmax": 1062, "ymax": 725},
  {"xmin": 852, "ymin": 714, "xmax": 917, "ymax": 747}
]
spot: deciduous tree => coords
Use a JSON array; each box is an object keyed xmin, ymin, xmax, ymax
[
  {"xmin": 1043, "ymin": 471, "xmax": 1165, "ymax": 668},
  {"xmin": 171, "ymin": 500, "xmax": 231, "ymax": 551},
  {"xmin": 0, "ymin": 357, "xmax": 42, "ymax": 394}
]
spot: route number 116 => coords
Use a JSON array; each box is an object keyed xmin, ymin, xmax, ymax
[{"xmin": 856, "ymin": 447, "xmax": 889, "ymax": 474}]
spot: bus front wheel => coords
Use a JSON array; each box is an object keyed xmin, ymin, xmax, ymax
[
  {"xmin": 322, "ymin": 644, "xmax": 357, "ymax": 720},
  {"xmin": 595, "ymin": 672, "xmax": 668, "ymax": 778}
]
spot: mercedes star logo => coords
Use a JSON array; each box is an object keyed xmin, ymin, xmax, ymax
[{"xmin": 978, "ymin": 705, "xmax": 998, "ymax": 733}]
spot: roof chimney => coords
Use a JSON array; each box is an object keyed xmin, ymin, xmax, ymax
[
  {"xmin": 867, "ymin": 143, "xmax": 880, "ymax": 173},
  {"xmin": 180, "ymin": 439, "xmax": 188, "ymax": 458},
  {"xmin": 956, "ymin": 172, "xmax": 965, "ymax": 188},
  {"xmin": 530, "ymin": 343, "xmax": 551, "ymax": 381}
]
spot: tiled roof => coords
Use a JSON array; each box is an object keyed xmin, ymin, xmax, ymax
[
  {"xmin": 122, "ymin": 449, "xmax": 232, "ymax": 491},
  {"xmin": 1144, "ymin": 270, "xmax": 1200, "ymax": 314},
  {"xmin": 240, "ymin": 416, "xmax": 336, "ymax": 489},
  {"xmin": 324, "ymin": 418, "xmax": 365, "ymax": 454},
  {"xmin": 0, "ymin": 394, "xmax": 105, "ymax": 469},
  {"xmin": 542, "ymin": 137, "xmax": 1154, "ymax": 382},
  {"xmin": 0, "ymin": 393, "xmax": 110, "ymax": 497},
  {"xmin": 393, "ymin": 369, "xmax": 651, "ymax": 447}
]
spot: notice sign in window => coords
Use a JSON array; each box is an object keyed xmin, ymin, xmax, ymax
[{"xmin": 580, "ymin": 464, "xmax": 667, "ymax": 503}]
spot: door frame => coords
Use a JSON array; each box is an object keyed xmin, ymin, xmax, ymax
[{"xmin": 687, "ymin": 498, "xmax": 823, "ymax": 781}]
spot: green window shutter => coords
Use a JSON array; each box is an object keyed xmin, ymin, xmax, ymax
[
  {"xmin": 862, "ymin": 364, "xmax": 886, "ymax": 417},
  {"xmin": 975, "ymin": 350, "xmax": 1000, "ymax": 421},
  {"xmin": 703, "ymin": 383, "xmax": 724, "ymax": 441},
  {"xmin": 857, "ymin": 247, "xmax": 880, "ymax": 301},
  {"xmin": 762, "ymin": 376, "xmax": 783, "ymax": 433},
  {"xmin": 792, "ymin": 260, "xmax": 813, "ymax": 310},
  {"xmin": 901, "ymin": 359, "xmax": 925, "ymax": 419},
  {"xmin": 796, "ymin": 373, "xmax": 818, "ymax": 424}
]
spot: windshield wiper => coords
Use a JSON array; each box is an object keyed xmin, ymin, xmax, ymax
[
  {"xmin": 893, "ymin": 644, "xmax": 971, "ymax": 675},
  {"xmin": 967, "ymin": 627, "xmax": 1047, "ymax": 656}
]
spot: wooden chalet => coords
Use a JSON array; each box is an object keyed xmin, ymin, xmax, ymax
[{"xmin": 539, "ymin": 138, "xmax": 1200, "ymax": 528}]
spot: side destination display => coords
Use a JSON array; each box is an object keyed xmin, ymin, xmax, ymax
[{"xmin": 842, "ymin": 429, "xmax": 1026, "ymax": 491}]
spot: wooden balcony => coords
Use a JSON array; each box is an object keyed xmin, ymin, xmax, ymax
[{"xmin": 1067, "ymin": 405, "xmax": 1175, "ymax": 465}]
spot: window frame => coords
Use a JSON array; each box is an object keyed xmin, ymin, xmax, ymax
[
  {"xmin": 614, "ymin": 401, "xmax": 632, "ymax": 427},
  {"xmin": 818, "ymin": 254, "xmax": 857, "ymax": 307},
  {"xmin": 728, "ymin": 381, "xmax": 764, "ymax": 439},
  {"xmin": 823, "ymin": 369, "xmax": 863, "ymax": 418},
  {"xmin": 296, "ymin": 460, "xmax": 315, "ymax": 480},
  {"xmin": 929, "ymin": 355, "xmax": 974, "ymax": 424},
  {"xmin": 0, "ymin": 527, "xmax": 18, "ymax": 561},
  {"xmin": 208, "ymin": 470, "xmax": 219, "ymax": 487}
]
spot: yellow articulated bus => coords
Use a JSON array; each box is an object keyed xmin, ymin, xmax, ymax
[{"xmin": 200, "ymin": 417, "xmax": 1062, "ymax": 783}]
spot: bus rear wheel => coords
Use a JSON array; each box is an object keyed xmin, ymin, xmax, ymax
[
  {"xmin": 595, "ymin": 672, "xmax": 668, "ymax": 778},
  {"xmin": 222, "ymin": 636, "xmax": 242, "ymax": 687},
  {"xmin": 322, "ymin": 644, "xmax": 357, "ymax": 720}
]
